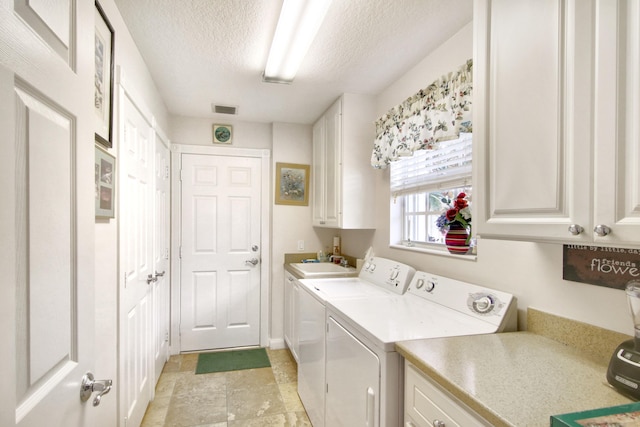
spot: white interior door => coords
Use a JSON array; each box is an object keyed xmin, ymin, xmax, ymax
[
  {"xmin": 119, "ymin": 87, "xmax": 154, "ymax": 427},
  {"xmin": 180, "ymin": 153, "xmax": 262, "ymax": 351},
  {"xmin": 152, "ymin": 130, "xmax": 171, "ymax": 384},
  {"xmin": 0, "ymin": 1, "xmax": 101, "ymax": 426}
]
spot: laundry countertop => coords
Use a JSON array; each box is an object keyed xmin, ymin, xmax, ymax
[{"xmin": 396, "ymin": 332, "xmax": 633, "ymax": 427}]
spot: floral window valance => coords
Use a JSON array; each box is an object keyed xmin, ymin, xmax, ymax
[{"xmin": 371, "ymin": 59, "xmax": 473, "ymax": 169}]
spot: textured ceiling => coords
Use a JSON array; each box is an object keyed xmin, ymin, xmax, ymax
[{"xmin": 113, "ymin": 0, "xmax": 472, "ymax": 124}]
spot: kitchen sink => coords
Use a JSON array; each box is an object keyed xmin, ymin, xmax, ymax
[{"xmin": 288, "ymin": 262, "xmax": 358, "ymax": 278}]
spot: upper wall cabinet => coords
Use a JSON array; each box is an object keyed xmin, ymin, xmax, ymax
[
  {"xmin": 312, "ymin": 94, "xmax": 376, "ymax": 229},
  {"xmin": 474, "ymin": 0, "xmax": 640, "ymax": 245}
]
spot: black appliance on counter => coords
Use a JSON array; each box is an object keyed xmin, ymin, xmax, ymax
[{"xmin": 607, "ymin": 280, "xmax": 640, "ymax": 400}]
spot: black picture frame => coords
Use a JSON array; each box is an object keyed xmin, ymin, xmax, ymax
[{"xmin": 94, "ymin": 0, "xmax": 114, "ymax": 148}]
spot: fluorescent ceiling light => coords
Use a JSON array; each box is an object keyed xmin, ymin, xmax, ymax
[{"xmin": 263, "ymin": 0, "xmax": 333, "ymax": 83}]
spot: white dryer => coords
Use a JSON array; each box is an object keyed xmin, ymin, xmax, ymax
[
  {"xmin": 324, "ymin": 271, "xmax": 517, "ymax": 427},
  {"xmin": 296, "ymin": 257, "xmax": 416, "ymax": 427}
]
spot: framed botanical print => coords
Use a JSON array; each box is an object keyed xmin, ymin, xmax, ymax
[{"xmin": 275, "ymin": 162, "xmax": 310, "ymax": 206}]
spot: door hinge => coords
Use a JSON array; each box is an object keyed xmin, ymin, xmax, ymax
[
  {"xmin": 179, "ymin": 246, "xmax": 182, "ymax": 259},
  {"xmin": 165, "ymin": 247, "xmax": 169, "ymax": 260},
  {"xmin": 164, "ymin": 331, "xmax": 169, "ymax": 342},
  {"xmin": 179, "ymin": 169, "xmax": 183, "ymax": 181},
  {"xmin": 165, "ymin": 165, "xmax": 170, "ymax": 179}
]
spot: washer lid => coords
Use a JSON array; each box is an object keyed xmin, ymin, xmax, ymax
[{"xmin": 298, "ymin": 277, "xmax": 393, "ymax": 302}]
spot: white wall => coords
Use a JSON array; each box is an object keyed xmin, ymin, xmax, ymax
[
  {"xmin": 270, "ymin": 122, "xmax": 340, "ymax": 346},
  {"xmin": 341, "ymin": 22, "xmax": 632, "ymax": 336},
  {"xmin": 93, "ymin": 1, "xmax": 171, "ymax": 425},
  {"xmin": 170, "ymin": 115, "xmax": 272, "ymax": 149}
]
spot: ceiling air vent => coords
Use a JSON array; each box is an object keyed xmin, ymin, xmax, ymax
[{"xmin": 212, "ymin": 104, "xmax": 238, "ymax": 115}]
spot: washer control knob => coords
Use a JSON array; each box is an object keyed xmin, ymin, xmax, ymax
[
  {"xmin": 369, "ymin": 263, "xmax": 376, "ymax": 272},
  {"xmin": 390, "ymin": 268, "xmax": 399, "ymax": 280},
  {"xmin": 415, "ymin": 279, "xmax": 424, "ymax": 289}
]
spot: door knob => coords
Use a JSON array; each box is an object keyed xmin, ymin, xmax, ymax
[
  {"xmin": 245, "ymin": 258, "xmax": 259, "ymax": 266},
  {"xmin": 146, "ymin": 274, "xmax": 155, "ymax": 285},
  {"xmin": 80, "ymin": 372, "xmax": 112, "ymax": 407}
]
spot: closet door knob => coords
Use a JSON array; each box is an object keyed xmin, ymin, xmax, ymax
[{"xmin": 594, "ymin": 224, "xmax": 611, "ymax": 236}]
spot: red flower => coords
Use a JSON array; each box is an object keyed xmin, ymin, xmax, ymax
[
  {"xmin": 457, "ymin": 192, "xmax": 466, "ymax": 199},
  {"xmin": 446, "ymin": 209, "xmax": 458, "ymax": 221}
]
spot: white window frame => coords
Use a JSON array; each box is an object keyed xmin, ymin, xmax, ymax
[{"xmin": 389, "ymin": 133, "xmax": 474, "ymax": 256}]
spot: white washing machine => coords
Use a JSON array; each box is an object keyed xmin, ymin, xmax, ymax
[
  {"xmin": 324, "ymin": 271, "xmax": 517, "ymax": 427},
  {"xmin": 296, "ymin": 257, "xmax": 416, "ymax": 427}
]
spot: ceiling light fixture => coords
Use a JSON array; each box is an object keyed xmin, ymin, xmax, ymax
[{"xmin": 263, "ymin": 0, "xmax": 333, "ymax": 84}]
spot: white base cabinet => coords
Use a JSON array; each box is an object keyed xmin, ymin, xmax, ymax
[
  {"xmin": 312, "ymin": 93, "xmax": 376, "ymax": 229},
  {"xmin": 404, "ymin": 363, "xmax": 489, "ymax": 427},
  {"xmin": 474, "ymin": 0, "xmax": 640, "ymax": 245},
  {"xmin": 283, "ymin": 271, "xmax": 299, "ymax": 362}
]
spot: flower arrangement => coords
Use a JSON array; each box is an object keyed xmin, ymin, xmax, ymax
[{"xmin": 436, "ymin": 192, "xmax": 471, "ymax": 233}]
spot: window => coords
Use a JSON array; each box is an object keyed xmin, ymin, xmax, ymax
[{"xmin": 390, "ymin": 133, "xmax": 472, "ymax": 250}]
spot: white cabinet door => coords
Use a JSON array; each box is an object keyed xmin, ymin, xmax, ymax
[
  {"xmin": 474, "ymin": 0, "xmax": 593, "ymax": 242},
  {"xmin": 326, "ymin": 316, "xmax": 380, "ymax": 427},
  {"xmin": 475, "ymin": 0, "xmax": 640, "ymax": 245},
  {"xmin": 312, "ymin": 100, "xmax": 341, "ymax": 228},
  {"xmin": 592, "ymin": 0, "xmax": 640, "ymax": 244},
  {"xmin": 283, "ymin": 271, "xmax": 299, "ymax": 362},
  {"xmin": 312, "ymin": 118, "xmax": 327, "ymax": 226},
  {"xmin": 311, "ymin": 94, "xmax": 376, "ymax": 229},
  {"xmin": 324, "ymin": 99, "xmax": 342, "ymax": 227}
]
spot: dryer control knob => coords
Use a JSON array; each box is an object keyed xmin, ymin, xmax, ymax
[{"xmin": 425, "ymin": 281, "xmax": 435, "ymax": 292}]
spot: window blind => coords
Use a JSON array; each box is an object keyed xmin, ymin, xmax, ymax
[{"xmin": 390, "ymin": 133, "xmax": 472, "ymax": 194}]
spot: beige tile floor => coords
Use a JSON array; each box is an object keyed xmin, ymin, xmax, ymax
[{"xmin": 141, "ymin": 348, "xmax": 311, "ymax": 427}]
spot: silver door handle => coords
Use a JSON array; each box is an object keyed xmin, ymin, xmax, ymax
[
  {"xmin": 245, "ymin": 258, "xmax": 259, "ymax": 266},
  {"xmin": 147, "ymin": 270, "xmax": 166, "ymax": 285},
  {"xmin": 80, "ymin": 372, "xmax": 112, "ymax": 407}
]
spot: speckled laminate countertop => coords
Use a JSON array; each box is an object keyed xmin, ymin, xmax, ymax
[{"xmin": 396, "ymin": 332, "xmax": 633, "ymax": 427}]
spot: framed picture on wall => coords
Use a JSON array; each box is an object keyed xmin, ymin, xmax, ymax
[
  {"xmin": 212, "ymin": 124, "xmax": 233, "ymax": 144},
  {"xmin": 95, "ymin": 144, "xmax": 116, "ymax": 218},
  {"xmin": 94, "ymin": 0, "xmax": 114, "ymax": 148},
  {"xmin": 275, "ymin": 162, "xmax": 310, "ymax": 206}
]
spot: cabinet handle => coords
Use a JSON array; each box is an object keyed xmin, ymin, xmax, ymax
[
  {"xmin": 594, "ymin": 224, "xmax": 611, "ymax": 236},
  {"xmin": 405, "ymin": 422, "xmax": 416, "ymax": 427},
  {"xmin": 568, "ymin": 224, "xmax": 583, "ymax": 235},
  {"xmin": 433, "ymin": 420, "xmax": 446, "ymax": 427}
]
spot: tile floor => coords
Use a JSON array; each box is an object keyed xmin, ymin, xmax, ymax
[{"xmin": 141, "ymin": 348, "xmax": 311, "ymax": 427}]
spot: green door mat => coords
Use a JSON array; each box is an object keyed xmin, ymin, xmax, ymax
[{"xmin": 195, "ymin": 348, "xmax": 271, "ymax": 374}]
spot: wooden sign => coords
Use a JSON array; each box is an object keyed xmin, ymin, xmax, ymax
[{"xmin": 563, "ymin": 245, "xmax": 640, "ymax": 290}]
